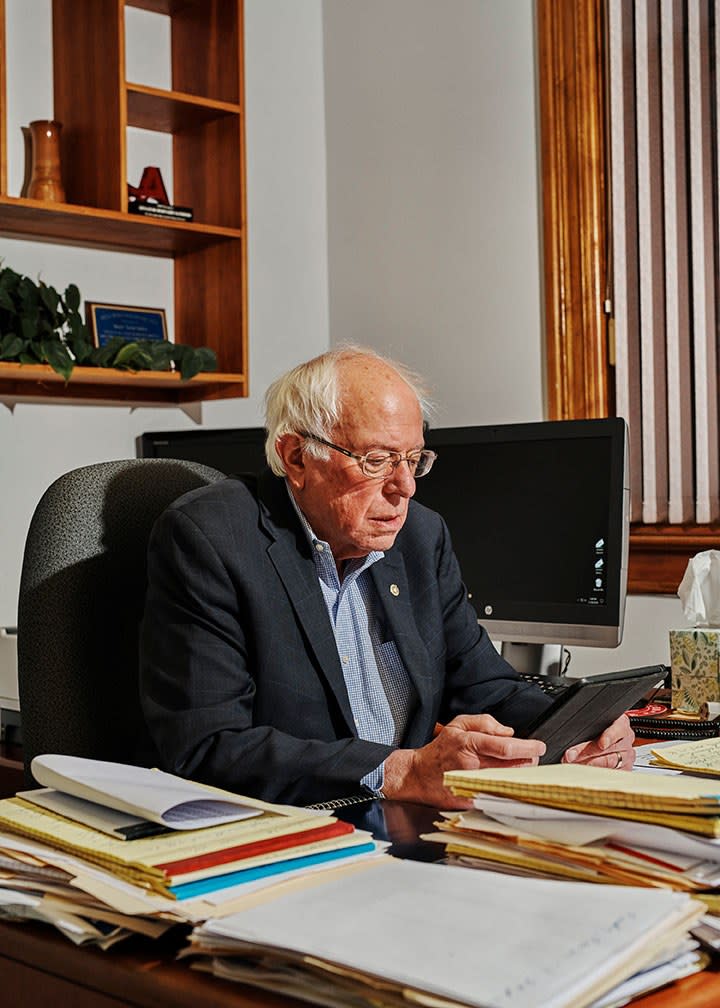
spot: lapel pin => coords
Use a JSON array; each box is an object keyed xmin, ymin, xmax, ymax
[{"xmin": 390, "ymin": 584, "xmax": 400, "ymax": 597}]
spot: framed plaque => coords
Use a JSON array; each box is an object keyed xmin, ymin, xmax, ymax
[{"xmin": 85, "ymin": 302, "xmax": 168, "ymax": 348}]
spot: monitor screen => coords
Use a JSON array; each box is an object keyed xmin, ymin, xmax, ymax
[
  {"xmin": 413, "ymin": 418, "xmax": 629, "ymax": 651},
  {"xmin": 136, "ymin": 427, "xmax": 268, "ymax": 475}
]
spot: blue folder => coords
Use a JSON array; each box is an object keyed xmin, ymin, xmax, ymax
[{"xmin": 171, "ymin": 841, "xmax": 377, "ymax": 899}]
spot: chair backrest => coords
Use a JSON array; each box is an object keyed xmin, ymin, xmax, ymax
[{"xmin": 17, "ymin": 458, "xmax": 225, "ymax": 783}]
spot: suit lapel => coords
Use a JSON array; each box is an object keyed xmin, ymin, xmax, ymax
[
  {"xmin": 369, "ymin": 551, "xmax": 435, "ymax": 715},
  {"xmin": 256, "ymin": 473, "xmax": 356, "ymax": 733}
]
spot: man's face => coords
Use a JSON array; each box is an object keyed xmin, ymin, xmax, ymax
[{"xmin": 289, "ymin": 363, "xmax": 425, "ymax": 564}]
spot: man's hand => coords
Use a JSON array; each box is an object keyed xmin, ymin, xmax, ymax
[
  {"xmin": 382, "ymin": 714, "xmax": 546, "ymax": 809},
  {"xmin": 561, "ymin": 713, "xmax": 636, "ymax": 771}
]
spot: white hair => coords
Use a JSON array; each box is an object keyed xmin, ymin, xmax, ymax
[{"xmin": 264, "ymin": 345, "xmax": 434, "ymax": 476}]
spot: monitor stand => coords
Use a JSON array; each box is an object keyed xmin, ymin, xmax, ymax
[{"xmin": 500, "ymin": 642, "xmax": 565, "ymax": 679}]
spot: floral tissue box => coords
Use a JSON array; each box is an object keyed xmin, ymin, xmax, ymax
[{"xmin": 670, "ymin": 628, "xmax": 720, "ymax": 713}]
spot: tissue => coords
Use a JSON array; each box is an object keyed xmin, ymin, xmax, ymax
[
  {"xmin": 678, "ymin": 549, "xmax": 720, "ymax": 626},
  {"xmin": 671, "ymin": 551, "xmax": 720, "ymax": 713}
]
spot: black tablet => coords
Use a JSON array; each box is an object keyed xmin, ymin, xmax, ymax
[{"xmin": 524, "ymin": 664, "xmax": 666, "ymax": 764}]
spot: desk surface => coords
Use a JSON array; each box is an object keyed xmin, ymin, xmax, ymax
[{"xmin": 1, "ymin": 799, "xmax": 720, "ymax": 1008}]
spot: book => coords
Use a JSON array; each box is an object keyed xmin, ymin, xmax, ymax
[
  {"xmin": 30, "ymin": 754, "xmax": 264, "ymax": 831},
  {"xmin": 128, "ymin": 201, "xmax": 194, "ymax": 221}
]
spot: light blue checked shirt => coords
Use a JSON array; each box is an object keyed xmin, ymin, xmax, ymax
[{"xmin": 288, "ymin": 486, "xmax": 412, "ymax": 793}]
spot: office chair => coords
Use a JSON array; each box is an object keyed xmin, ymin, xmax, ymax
[{"xmin": 17, "ymin": 458, "xmax": 225, "ymax": 786}]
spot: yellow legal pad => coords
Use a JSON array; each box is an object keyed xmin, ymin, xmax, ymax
[
  {"xmin": 650, "ymin": 737, "xmax": 720, "ymax": 775},
  {"xmin": 0, "ymin": 798, "xmax": 336, "ymax": 896},
  {"xmin": 443, "ymin": 764, "xmax": 720, "ymax": 837}
]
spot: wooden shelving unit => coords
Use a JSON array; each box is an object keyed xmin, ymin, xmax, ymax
[
  {"xmin": 0, "ymin": 0, "xmax": 248, "ymax": 407},
  {"xmin": 0, "ymin": 362, "xmax": 245, "ymax": 406}
]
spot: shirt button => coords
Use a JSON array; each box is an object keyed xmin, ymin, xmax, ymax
[
  {"xmin": 341, "ymin": 656, "xmax": 349, "ymax": 664},
  {"xmin": 315, "ymin": 542, "xmax": 324, "ymax": 552}
]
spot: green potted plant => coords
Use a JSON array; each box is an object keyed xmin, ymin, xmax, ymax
[{"xmin": 0, "ymin": 264, "xmax": 217, "ymax": 381}]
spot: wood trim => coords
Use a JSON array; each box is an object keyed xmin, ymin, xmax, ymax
[
  {"xmin": 629, "ymin": 525, "xmax": 720, "ymax": 595},
  {"xmin": 537, "ymin": 0, "xmax": 610, "ymax": 420}
]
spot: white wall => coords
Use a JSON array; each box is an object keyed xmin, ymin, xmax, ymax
[
  {"xmin": 0, "ymin": 0, "xmax": 329, "ymax": 624},
  {"xmin": 323, "ymin": 0, "xmax": 545, "ymax": 428}
]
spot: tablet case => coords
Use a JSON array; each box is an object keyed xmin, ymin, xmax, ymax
[{"xmin": 524, "ymin": 664, "xmax": 666, "ymax": 764}]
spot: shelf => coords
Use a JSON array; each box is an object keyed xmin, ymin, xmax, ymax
[
  {"xmin": 0, "ymin": 196, "xmax": 242, "ymax": 257},
  {"xmin": 0, "ymin": 363, "xmax": 247, "ymax": 406},
  {"xmin": 0, "ymin": 1, "xmax": 247, "ymax": 407},
  {"xmin": 127, "ymin": 0, "xmax": 206, "ymax": 17},
  {"xmin": 127, "ymin": 83, "xmax": 241, "ymax": 132}
]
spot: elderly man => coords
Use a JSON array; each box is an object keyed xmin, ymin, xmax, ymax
[{"xmin": 139, "ymin": 347, "xmax": 635, "ymax": 808}]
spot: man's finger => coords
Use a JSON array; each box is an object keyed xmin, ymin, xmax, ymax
[
  {"xmin": 462, "ymin": 731, "xmax": 546, "ymax": 761},
  {"xmin": 448, "ymin": 713, "xmax": 515, "ymax": 736}
]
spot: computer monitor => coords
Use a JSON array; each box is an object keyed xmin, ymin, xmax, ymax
[
  {"xmin": 136, "ymin": 426, "xmax": 268, "ymax": 475},
  {"xmin": 413, "ymin": 418, "xmax": 629, "ymax": 676}
]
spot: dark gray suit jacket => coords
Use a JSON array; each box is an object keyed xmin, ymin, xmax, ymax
[{"xmin": 139, "ymin": 471, "xmax": 551, "ymax": 804}]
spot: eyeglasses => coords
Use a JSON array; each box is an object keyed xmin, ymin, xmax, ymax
[{"xmin": 302, "ymin": 433, "xmax": 437, "ymax": 479}]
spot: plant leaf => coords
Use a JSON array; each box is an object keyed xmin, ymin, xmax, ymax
[
  {"xmin": 145, "ymin": 341, "xmax": 174, "ymax": 370},
  {"xmin": 39, "ymin": 282, "xmax": 60, "ymax": 321},
  {"xmin": 193, "ymin": 346, "xmax": 218, "ymax": 372},
  {"xmin": 91, "ymin": 336, "xmax": 126, "ymax": 367},
  {"xmin": 112, "ymin": 342, "xmax": 154, "ymax": 371},
  {"xmin": 178, "ymin": 347, "xmax": 203, "ymax": 381},
  {"xmin": 64, "ymin": 283, "xmax": 81, "ymax": 312},
  {"xmin": 67, "ymin": 329, "xmax": 94, "ymax": 364},
  {"xmin": 0, "ymin": 333, "xmax": 23, "ymax": 359},
  {"xmin": 41, "ymin": 338, "xmax": 74, "ymax": 381},
  {"xmin": 21, "ymin": 316, "xmax": 37, "ymax": 342}
]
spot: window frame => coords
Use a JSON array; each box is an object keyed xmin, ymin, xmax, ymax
[{"xmin": 537, "ymin": 0, "xmax": 717, "ymax": 594}]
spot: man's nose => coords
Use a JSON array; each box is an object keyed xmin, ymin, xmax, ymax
[{"xmin": 384, "ymin": 459, "xmax": 416, "ymax": 497}]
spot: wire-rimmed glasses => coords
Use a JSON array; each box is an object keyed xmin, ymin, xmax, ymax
[{"xmin": 301, "ymin": 432, "xmax": 437, "ymax": 479}]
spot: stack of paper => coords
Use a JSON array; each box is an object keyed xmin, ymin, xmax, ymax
[
  {"xmin": 422, "ymin": 804, "xmax": 720, "ymax": 891},
  {"xmin": 420, "ymin": 765, "xmax": 720, "ymax": 910},
  {"xmin": 0, "ymin": 755, "xmax": 387, "ymax": 946},
  {"xmin": 182, "ymin": 857, "xmax": 706, "ymax": 1008},
  {"xmin": 445, "ymin": 764, "xmax": 720, "ymax": 835}
]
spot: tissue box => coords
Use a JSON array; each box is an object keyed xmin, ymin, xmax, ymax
[{"xmin": 670, "ymin": 628, "xmax": 720, "ymax": 712}]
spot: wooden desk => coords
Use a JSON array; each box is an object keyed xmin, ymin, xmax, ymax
[
  {"xmin": 0, "ymin": 800, "xmax": 719, "ymax": 1008},
  {"xmin": 3, "ymin": 915, "xmax": 720, "ymax": 1008}
]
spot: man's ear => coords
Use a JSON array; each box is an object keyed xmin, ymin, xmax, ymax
[{"xmin": 276, "ymin": 433, "xmax": 306, "ymax": 488}]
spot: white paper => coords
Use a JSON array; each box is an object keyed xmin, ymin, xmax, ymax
[
  {"xmin": 633, "ymin": 741, "xmax": 683, "ymax": 774},
  {"xmin": 0, "ymin": 830, "xmax": 202, "ymax": 920},
  {"xmin": 31, "ymin": 754, "xmax": 262, "ymax": 831},
  {"xmin": 471, "ymin": 795, "xmax": 720, "ymax": 861},
  {"xmin": 17, "ymin": 788, "xmax": 160, "ymax": 839},
  {"xmin": 198, "ymin": 859, "xmax": 701, "ymax": 1008}
]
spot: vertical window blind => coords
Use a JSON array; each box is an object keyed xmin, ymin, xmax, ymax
[{"xmin": 608, "ymin": 0, "xmax": 719, "ymax": 525}]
